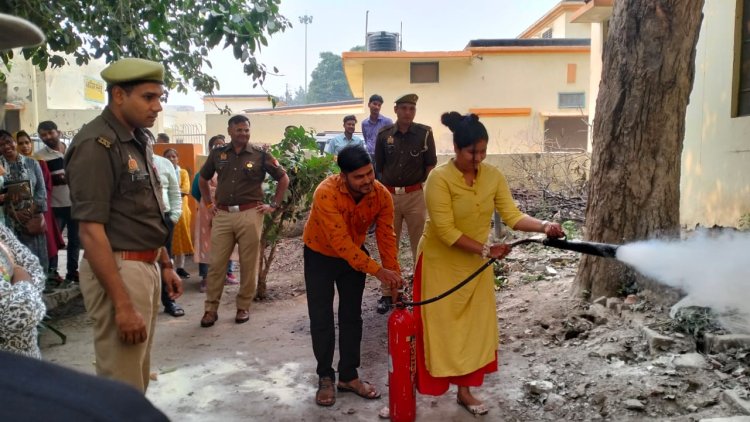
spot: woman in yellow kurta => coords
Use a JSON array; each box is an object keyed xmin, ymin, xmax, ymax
[
  {"xmin": 415, "ymin": 112, "xmax": 564, "ymax": 416},
  {"xmin": 164, "ymin": 149, "xmax": 194, "ymax": 277}
]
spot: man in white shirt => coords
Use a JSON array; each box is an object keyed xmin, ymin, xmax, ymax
[
  {"xmin": 35, "ymin": 121, "xmax": 79, "ymax": 284},
  {"xmin": 152, "ymin": 142, "xmax": 185, "ymax": 318}
]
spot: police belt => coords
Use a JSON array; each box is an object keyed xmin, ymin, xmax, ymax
[
  {"xmin": 216, "ymin": 201, "xmax": 263, "ymax": 212},
  {"xmin": 384, "ymin": 183, "xmax": 423, "ymax": 195}
]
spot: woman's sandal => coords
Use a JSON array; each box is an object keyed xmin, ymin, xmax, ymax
[
  {"xmin": 316, "ymin": 377, "xmax": 336, "ymax": 407},
  {"xmin": 457, "ymin": 398, "xmax": 489, "ymax": 416},
  {"xmin": 337, "ymin": 380, "xmax": 381, "ymax": 399}
]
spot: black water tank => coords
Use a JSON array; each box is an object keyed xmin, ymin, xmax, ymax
[{"xmin": 367, "ymin": 31, "xmax": 399, "ymax": 51}]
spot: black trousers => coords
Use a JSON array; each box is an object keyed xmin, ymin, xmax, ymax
[
  {"xmin": 304, "ymin": 246, "xmax": 366, "ymax": 383},
  {"xmin": 51, "ymin": 206, "xmax": 80, "ymax": 275},
  {"xmin": 161, "ymin": 214, "xmax": 175, "ymax": 308}
]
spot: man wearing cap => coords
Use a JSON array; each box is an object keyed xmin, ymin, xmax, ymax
[
  {"xmin": 374, "ymin": 93, "xmax": 437, "ymax": 314},
  {"xmin": 324, "ymin": 115, "xmax": 365, "ymax": 157},
  {"xmin": 198, "ymin": 114, "xmax": 289, "ymax": 328},
  {"xmin": 65, "ymin": 57, "xmax": 183, "ymax": 392}
]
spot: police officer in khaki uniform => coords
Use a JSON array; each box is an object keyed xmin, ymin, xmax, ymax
[
  {"xmin": 65, "ymin": 58, "xmax": 183, "ymax": 393},
  {"xmin": 198, "ymin": 114, "xmax": 289, "ymax": 328},
  {"xmin": 374, "ymin": 93, "xmax": 437, "ymax": 313}
]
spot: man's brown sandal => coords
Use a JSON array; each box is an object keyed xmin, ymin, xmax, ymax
[{"xmin": 316, "ymin": 377, "xmax": 336, "ymax": 406}]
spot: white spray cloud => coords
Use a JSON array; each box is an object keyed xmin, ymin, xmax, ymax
[{"xmin": 615, "ymin": 230, "xmax": 750, "ymax": 333}]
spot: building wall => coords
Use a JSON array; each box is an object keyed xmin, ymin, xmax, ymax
[
  {"xmin": 359, "ymin": 51, "xmax": 589, "ymax": 154},
  {"xmin": 524, "ymin": 9, "xmax": 591, "ymax": 39},
  {"xmin": 562, "ymin": 12, "xmax": 592, "ymax": 39},
  {"xmin": 681, "ymin": 0, "xmax": 750, "ymax": 227},
  {"xmin": 205, "ymin": 111, "xmax": 368, "ymax": 146}
]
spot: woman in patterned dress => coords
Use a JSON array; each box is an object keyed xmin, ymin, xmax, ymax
[{"xmin": 0, "ymin": 222, "xmax": 46, "ymax": 358}]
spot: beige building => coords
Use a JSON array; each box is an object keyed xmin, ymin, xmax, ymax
[
  {"xmin": 342, "ymin": 36, "xmax": 592, "ymax": 154},
  {"xmin": 572, "ymin": 0, "xmax": 750, "ymax": 228}
]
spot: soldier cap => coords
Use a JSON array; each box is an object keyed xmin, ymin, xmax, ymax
[
  {"xmin": 394, "ymin": 93, "xmax": 418, "ymax": 105},
  {"xmin": 101, "ymin": 58, "xmax": 164, "ymax": 86}
]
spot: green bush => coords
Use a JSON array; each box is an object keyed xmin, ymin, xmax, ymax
[{"xmin": 257, "ymin": 126, "xmax": 338, "ymax": 298}]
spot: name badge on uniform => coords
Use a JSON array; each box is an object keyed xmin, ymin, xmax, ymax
[
  {"xmin": 127, "ymin": 154, "xmax": 139, "ymax": 173},
  {"xmin": 131, "ymin": 171, "xmax": 149, "ymax": 182}
]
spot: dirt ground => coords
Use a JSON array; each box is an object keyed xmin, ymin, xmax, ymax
[{"xmin": 40, "ymin": 234, "xmax": 750, "ymax": 421}]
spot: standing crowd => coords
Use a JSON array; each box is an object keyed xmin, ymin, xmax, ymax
[{"xmin": 0, "ymin": 51, "xmax": 566, "ymax": 419}]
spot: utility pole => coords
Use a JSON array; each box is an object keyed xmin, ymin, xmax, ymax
[{"xmin": 299, "ymin": 14, "xmax": 313, "ymax": 101}]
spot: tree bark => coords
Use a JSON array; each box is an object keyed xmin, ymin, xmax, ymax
[
  {"xmin": 574, "ymin": 0, "xmax": 704, "ymax": 299},
  {"xmin": 0, "ymin": 81, "xmax": 7, "ymax": 125}
]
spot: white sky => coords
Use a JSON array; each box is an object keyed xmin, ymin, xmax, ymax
[{"xmin": 168, "ymin": 0, "xmax": 561, "ymax": 110}]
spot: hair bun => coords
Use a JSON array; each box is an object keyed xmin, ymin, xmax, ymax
[{"xmin": 440, "ymin": 111, "xmax": 463, "ymax": 132}]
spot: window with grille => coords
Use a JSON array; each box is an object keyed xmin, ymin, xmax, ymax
[
  {"xmin": 410, "ymin": 62, "xmax": 439, "ymax": 83},
  {"xmin": 558, "ymin": 92, "xmax": 585, "ymax": 109},
  {"xmin": 542, "ymin": 28, "xmax": 553, "ymax": 39}
]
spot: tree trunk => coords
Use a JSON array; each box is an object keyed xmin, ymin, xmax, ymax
[
  {"xmin": 0, "ymin": 81, "xmax": 6, "ymax": 125},
  {"xmin": 256, "ymin": 239, "xmax": 277, "ymax": 300},
  {"xmin": 574, "ymin": 0, "xmax": 704, "ymax": 299}
]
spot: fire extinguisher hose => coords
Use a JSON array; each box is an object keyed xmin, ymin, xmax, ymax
[{"xmin": 397, "ymin": 238, "xmax": 539, "ymax": 307}]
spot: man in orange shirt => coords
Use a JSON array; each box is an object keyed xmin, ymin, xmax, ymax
[{"xmin": 303, "ymin": 145, "xmax": 403, "ymax": 407}]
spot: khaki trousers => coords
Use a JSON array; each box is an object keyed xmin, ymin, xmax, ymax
[
  {"xmin": 79, "ymin": 256, "xmax": 160, "ymax": 393},
  {"xmin": 381, "ymin": 189, "xmax": 426, "ymax": 295},
  {"xmin": 204, "ymin": 208, "xmax": 263, "ymax": 312}
]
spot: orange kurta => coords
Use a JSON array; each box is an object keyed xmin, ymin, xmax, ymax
[{"xmin": 303, "ymin": 174, "xmax": 399, "ymax": 275}]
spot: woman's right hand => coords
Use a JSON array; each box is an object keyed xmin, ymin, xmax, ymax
[{"xmin": 488, "ymin": 243, "xmax": 512, "ymax": 260}]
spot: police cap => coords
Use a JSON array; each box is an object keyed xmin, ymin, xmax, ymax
[
  {"xmin": 101, "ymin": 58, "xmax": 165, "ymax": 86},
  {"xmin": 395, "ymin": 93, "xmax": 418, "ymax": 105}
]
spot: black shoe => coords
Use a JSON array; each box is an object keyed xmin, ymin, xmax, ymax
[
  {"xmin": 176, "ymin": 268, "xmax": 191, "ymax": 279},
  {"xmin": 164, "ymin": 303, "xmax": 185, "ymax": 317},
  {"xmin": 64, "ymin": 271, "xmax": 79, "ymax": 284},
  {"xmin": 376, "ymin": 296, "xmax": 392, "ymax": 315}
]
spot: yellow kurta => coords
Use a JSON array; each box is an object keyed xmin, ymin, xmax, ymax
[
  {"xmin": 172, "ymin": 168, "xmax": 194, "ymax": 256},
  {"xmin": 418, "ymin": 159, "xmax": 525, "ymax": 377}
]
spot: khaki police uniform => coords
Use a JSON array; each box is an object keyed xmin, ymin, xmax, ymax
[
  {"xmin": 65, "ymin": 59, "xmax": 168, "ymax": 392},
  {"xmin": 374, "ymin": 94, "xmax": 437, "ymax": 295},
  {"xmin": 200, "ymin": 143, "xmax": 286, "ymax": 313}
]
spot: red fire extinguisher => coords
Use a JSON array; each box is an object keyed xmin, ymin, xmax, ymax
[{"xmin": 388, "ymin": 304, "xmax": 416, "ymax": 422}]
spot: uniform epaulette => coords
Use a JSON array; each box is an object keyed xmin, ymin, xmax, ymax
[{"xmin": 414, "ymin": 123, "xmax": 432, "ymax": 131}]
